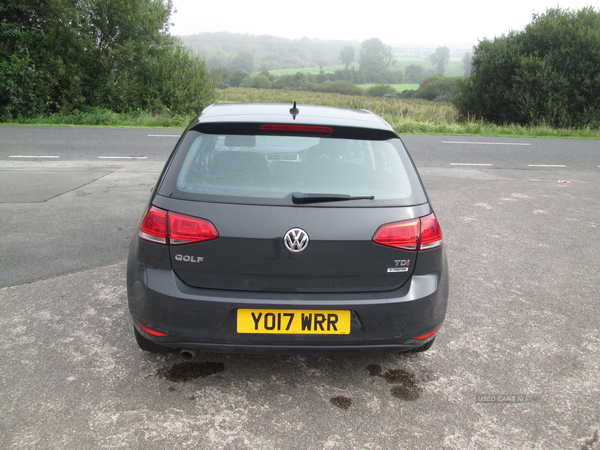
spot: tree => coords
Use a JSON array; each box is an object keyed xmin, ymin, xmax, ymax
[
  {"xmin": 0, "ymin": 0, "xmax": 85, "ymax": 116},
  {"xmin": 332, "ymin": 68, "xmax": 365, "ymax": 84},
  {"xmin": 371, "ymin": 69, "xmax": 404, "ymax": 84},
  {"xmin": 454, "ymin": 7, "xmax": 600, "ymax": 127},
  {"xmin": 310, "ymin": 80, "xmax": 363, "ymax": 96},
  {"xmin": 339, "ymin": 46, "xmax": 355, "ymax": 69},
  {"xmin": 210, "ymin": 67, "xmax": 231, "ymax": 88},
  {"xmin": 229, "ymin": 50, "xmax": 254, "ymax": 73},
  {"xmin": 405, "ymin": 64, "xmax": 426, "ymax": 83},
  {"xmin": 273, "ymin": 72, "xmax": 312, "ymax": 90},
  {"xmin": 415, "ymin": 75, "xmax": 461, "ymax": 101},
  {"xmin": 462, "ymin": 52, "xmax": 472, "ymax": 77},
  {"xmin": 229, "ymin": 69, "xmax": 250, "ymax": 87},
  {"xmin": 243, "ymin": 74, "xmax": 273, "ymax": 89},
  {"xmin": 366, "ymin": 85, "xmax": 396, "ymax": 97},
  {"xmin": 0, "ymin": 0, "xmax": 216, "ymax": 118},
  {"xmin": 429, "ymin": 46, "xmax": 450, "ymax": 74},
  {"xmin": 359, "ymin": 38, "xmax": 394, "ymax": 81}
]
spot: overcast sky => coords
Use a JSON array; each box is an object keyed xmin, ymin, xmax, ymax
[{"xmin": 169, "ymin": 0, "xmax": 595, "ymax": 47}]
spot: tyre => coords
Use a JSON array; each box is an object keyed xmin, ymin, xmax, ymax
[{"xmin": 134, "ymin": 327, "xmax": 171, "ymax": 353}]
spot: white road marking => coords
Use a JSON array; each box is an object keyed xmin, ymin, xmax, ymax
[
  {"xmin": 98, "ymin": 156, "xmax": 148, "ymax": 159},
  {"xmin": 148, "ymin": 134, "xmax": 180, "ymax": 137},
  {"xmin": 9, "ymin": 155, "xmax": 59, "ymax": 158},
  {"xmin": 450, "ymin": 163, "xmax": 493, "ymax": 166},
  {"xmin": 528, "ymin": 164, "xmax": 566, "ymax": 167},
  {"xmin": 450, "ymin": 162, "xmax": 571, "ymax": 168},
  {"xmin": 442, "ymin": 141, "xmax": 532, "ymax": 146}
]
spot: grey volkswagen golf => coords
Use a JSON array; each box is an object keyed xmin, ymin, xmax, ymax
[{"xmin": 127, "ymin": 103, "xmax": 448, "ymax": 357}]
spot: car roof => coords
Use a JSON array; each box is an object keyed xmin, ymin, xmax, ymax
[{"xmin": 193, "ymin": 103, "xmax": 396, "ymax": 132}]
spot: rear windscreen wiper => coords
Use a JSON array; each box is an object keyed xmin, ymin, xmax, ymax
[{"xmin": 292, "ymin": 191, "xmax": 375, "ymax": 204}]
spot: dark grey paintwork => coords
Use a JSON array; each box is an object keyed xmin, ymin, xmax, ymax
[
  {"xmin": 127, "ymin": 103, "xmax": 448, "ymax": 354},
  {"xmin": 196, "ymin": 103, "xmax": 395, "ymax": 131},
  {"xmin": 155, "ymin": 198, "xmax": 431, "ymax": 292}
]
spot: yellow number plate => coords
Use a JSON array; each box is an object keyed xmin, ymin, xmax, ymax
[{"xmin": 237, "ymin": 309, "xmax": 351, "ymax": 334}]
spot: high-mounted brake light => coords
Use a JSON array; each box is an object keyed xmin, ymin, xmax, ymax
[
  {"xmin": 260, "ymin": 124, "xmax": 334, "ymax": 133},
  {"xmin": 372, "ymin": 213, "xmax": 442, "ymax": 251},
  {"xmin": 138, "ymin": 206, "xmax": 218, "ymax": 245}
]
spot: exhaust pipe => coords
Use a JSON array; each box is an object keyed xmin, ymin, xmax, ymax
[{"xmin": 180, "ymin": 348, "xmax": 197, "ymax": 361}]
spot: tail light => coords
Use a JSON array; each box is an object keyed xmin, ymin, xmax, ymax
[
  {"xmin": 373, "ymin": 213, "xmax": 442, "ymax": 251},
  {"xmin": 419, "ymin": 213, "xmax": 443, "ymax": 250},
  {"xmin": 169, "ymin": 211, "xmax": 218, "ymax": 244},
  {"xmin": 139, "ymin": 206, "xmax": 218, "ymax": 245},
  {"xmin": 139, "ymin": 206, "xmax": 168, "ymax": 244}
]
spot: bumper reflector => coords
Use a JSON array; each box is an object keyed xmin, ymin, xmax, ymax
[
  {"xmin": 136, "ymin": 322, "xmax": 170, "ymax": 337},
  {"xmin": 412, "ymin": 327, "xmax": 439, "ymax": 340}
]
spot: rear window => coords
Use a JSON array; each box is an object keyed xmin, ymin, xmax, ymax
[{"xmin": 157, "ymin": 131, "xmax": 427, "ymax": 206}]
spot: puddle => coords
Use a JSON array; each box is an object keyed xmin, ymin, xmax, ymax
[
  {"xmin": 367, "ymin": 364, "xmax": 422, "ymax": 401},
  {"xmin": 367, "ymin": 364, "xmax": 383, "ymax": 377},
  {"xmin": 156, "ymin": 361, "xmax": 225, "ymax": 382},
  {"xmin": 330, "ymin": 396, "xmax": 353, "ymax": 410},
  {"xmin": 390, "ymin": 384, "xmax": 421, "ymax": 401},
  {"xmin": 382, "ymin": 368, "xmax": 415, "ymax": 384}
]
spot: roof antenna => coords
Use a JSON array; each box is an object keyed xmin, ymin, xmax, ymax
[{"xmin": 289, "ymin": 101, "xmax": 299, "ymax": 119}]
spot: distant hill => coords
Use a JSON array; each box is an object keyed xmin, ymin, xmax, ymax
[
  {"xmin": 180, "ymin": 32, "xmax": 472, "ymax": 74},
  {"xmin": 180, "ymin": 32, "xmax": 361, "ymax": 73}
]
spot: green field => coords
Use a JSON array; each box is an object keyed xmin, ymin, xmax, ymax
[
  {"xmin": 391, "ymin": 57, "xmax": 466, "ymax": 77},
  {"xmin": 269, "ymin": 58, "xmax": 465, "ymax": 78},
  {"xmin": 359, "ymin": 84, "xmax": 419, "ymax": 92},
  {"xmin": 269, "ymin": 64, "xmax": 352, "ymax": 76}
]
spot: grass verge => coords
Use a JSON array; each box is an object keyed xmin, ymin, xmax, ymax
[
  {"xmin": 219, "ymin": 88, "xmax": 600, "ymax": 138},
  {"xmin": 2, "ymin": 108, "xmax": 193, "ymax": 128},
  {"xmin": 2, "ymin": 88, "xmax": 599, "ymax": 138}
]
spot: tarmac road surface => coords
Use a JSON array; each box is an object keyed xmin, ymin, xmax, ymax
[{"xmin": 0, "ymin": 126, "xmax": 599, "ymax": 449}]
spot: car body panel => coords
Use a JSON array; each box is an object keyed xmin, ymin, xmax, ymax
[
  {"xmin": 152, "ymin": 197, "xmax": 431, "ymax": 292},
  {"xmin": 126, "ymin": 103, "xmax": 449, "ymax": 355},
  {"xmin": 195, "ymin": 103, "xmax": 395, "ymax": 132},
  {"xmin": 127, "ymin": 240, "xmax": 448, "ymax": 354}
]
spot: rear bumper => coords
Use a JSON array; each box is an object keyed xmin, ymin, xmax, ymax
[
  {"xmin": 127, "ymin": 245, "xmax": 448, "ymax": 355},
  {"xmin": 133, "ymin": 341, "xmax": 436, "ymax": 355}
]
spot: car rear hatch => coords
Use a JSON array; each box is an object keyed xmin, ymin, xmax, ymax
[
  {"xmin": 156, "ymin": 200, "xmax": 430, "ymax": 293},
  {"xmin": 153, "ymin": 120, "xmax": 432, "ymax": 294}
]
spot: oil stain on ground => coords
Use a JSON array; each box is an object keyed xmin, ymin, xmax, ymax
[
  {"xmin": 367, "ymin": 364, "xmax": 422, "ymax": 401},
  {"xmin": 156, "ymin": 361, "xmax": 225, "ymax": 382},
  {"xmin": 330, "ymin": 395, "xmax": 353, "ymax": 410}
]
